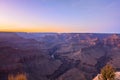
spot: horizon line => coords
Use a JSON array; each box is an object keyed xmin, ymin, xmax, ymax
[{"xmin": 0, "ymin": 31, "xmax": 119, "ymax": 34}]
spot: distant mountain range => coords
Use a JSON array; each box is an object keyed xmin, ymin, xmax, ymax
[{"xmin": 0, "ymin": 32, "xmax": 120, "ymax": 80}]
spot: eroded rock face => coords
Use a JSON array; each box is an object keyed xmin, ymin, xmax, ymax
[
  {"xmin": 0, "ymin": 33, "xmax": 120, "ymax": 80},
  {"xmin": 57, "ymin": 68, "xmax": 86, "ymax": 80}
]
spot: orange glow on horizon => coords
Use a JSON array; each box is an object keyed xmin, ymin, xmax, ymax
[
  {"xmin": 0, "ymin": 25, "xmax": 68, "ymax": 32},
  {"xmin": 0, "ymin": 25, "xmax": 97, "ymax": 33},
  {"xmin": 0, "ymin": 24, "xmax": 98, "ymax": 33}
]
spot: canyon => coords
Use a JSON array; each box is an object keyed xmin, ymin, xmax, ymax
[{"xmin": 0, "ymin": 32, "xmax": 120, "ymax": 80}]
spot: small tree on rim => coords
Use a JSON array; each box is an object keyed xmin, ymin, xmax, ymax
[{"xmin": 98, "ymin": 64, "xmax": 115, "ymax": 80}]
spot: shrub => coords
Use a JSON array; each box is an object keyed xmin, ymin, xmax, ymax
[
  {"xmin": 99, "ymin": 64, "xmax": 115, "ymax": 80},
  {"xmin": 8, "ymin": 73, "xmax": 27, "ymax": 80}
]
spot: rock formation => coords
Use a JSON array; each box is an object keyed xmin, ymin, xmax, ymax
[{"xmin": 0, "ymin": 32, "xmax": 120, "ymax": 80}]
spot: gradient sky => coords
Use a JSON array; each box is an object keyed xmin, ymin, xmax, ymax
[{"xmin": 0, "ymin": 0, "xmax": 120, "ymax": 33}]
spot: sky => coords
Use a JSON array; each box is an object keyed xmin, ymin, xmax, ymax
[{"xmin": 0, "ymin": 0, "xmax": 120, "ymax": 33}]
